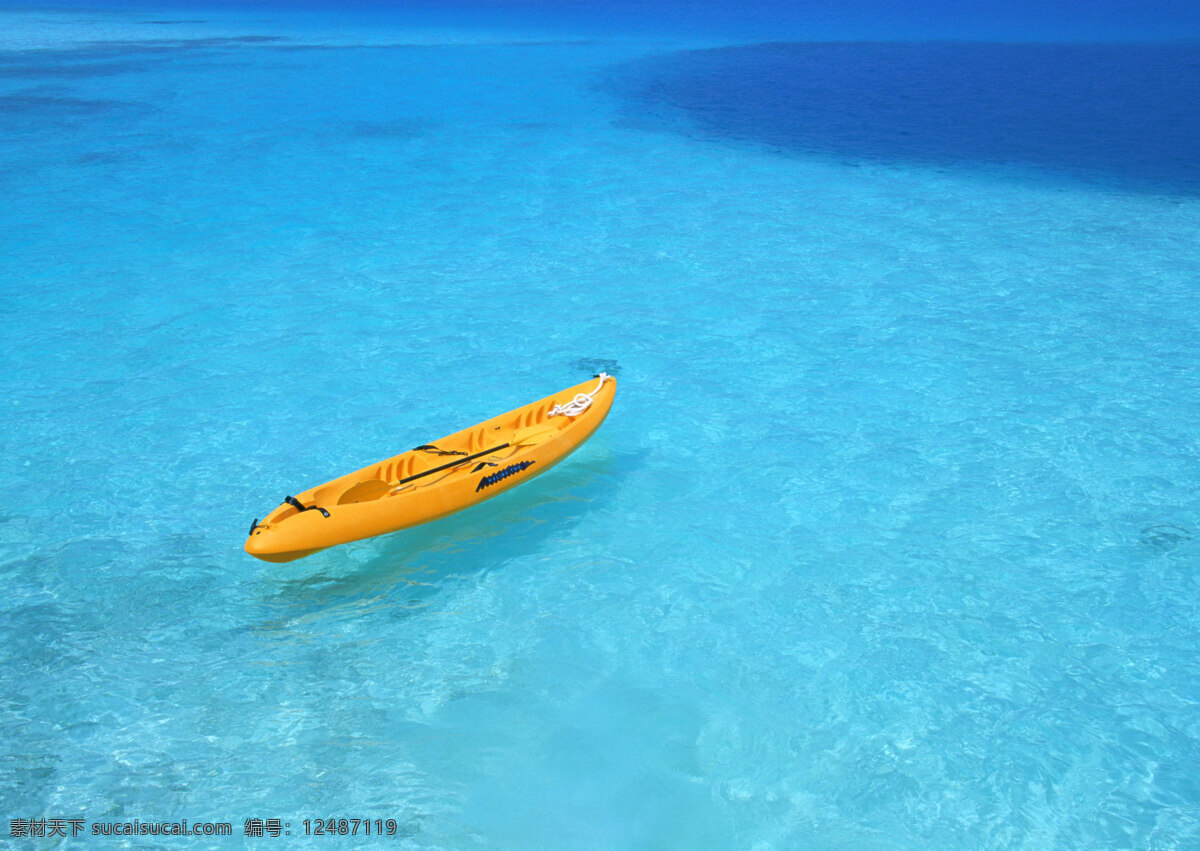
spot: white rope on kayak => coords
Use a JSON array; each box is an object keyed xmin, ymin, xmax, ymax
[{"xmin": 548, "ymin": 372, "xmax": 609, "ymax": 418}]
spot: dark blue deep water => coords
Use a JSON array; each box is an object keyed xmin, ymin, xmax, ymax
[
  {"xmin": 42, "ymin": 0, "xmax": 1200, "ymax": 40},
  {"xmin": 614, "ymin": 41, "xmax": 1200, "ymax": 194}
]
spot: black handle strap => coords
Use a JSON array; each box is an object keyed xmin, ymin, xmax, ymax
[{"xmin": 284, "ymin": 495, "xmax": 330, "ymax": 518}]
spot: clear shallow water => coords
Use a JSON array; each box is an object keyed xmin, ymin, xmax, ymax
[{"xmin": 2, "ymin": 5, "xmax": 1200, "ymax": 848}]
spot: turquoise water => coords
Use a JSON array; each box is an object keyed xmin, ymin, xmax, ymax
[{"xmin": 3, "ymin": 5, "xmax": 1200, "ymax": 847}]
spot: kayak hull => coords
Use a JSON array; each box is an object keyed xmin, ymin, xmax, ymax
[{"xmin": 245, "ymin": 375, "xmax": 615, "ymax": 563}]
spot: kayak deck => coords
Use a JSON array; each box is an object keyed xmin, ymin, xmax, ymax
[{"xmin": 245, "ymin": 374, "xmax": 615, "ymax": 562}]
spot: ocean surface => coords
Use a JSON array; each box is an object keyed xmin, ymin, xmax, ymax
[{"xmin": 3, "ymin": 2, "xmax": 1200, "ymax": 847}]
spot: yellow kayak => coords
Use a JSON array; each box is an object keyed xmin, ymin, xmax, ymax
[{"xmin": 245, "ymin": 374, "xmax": 616, "ymax": 563}]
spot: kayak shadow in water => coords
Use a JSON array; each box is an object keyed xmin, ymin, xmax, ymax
[{"xmin": 256, "ymin": 443, "xmax": 641, "ymax": 624}]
